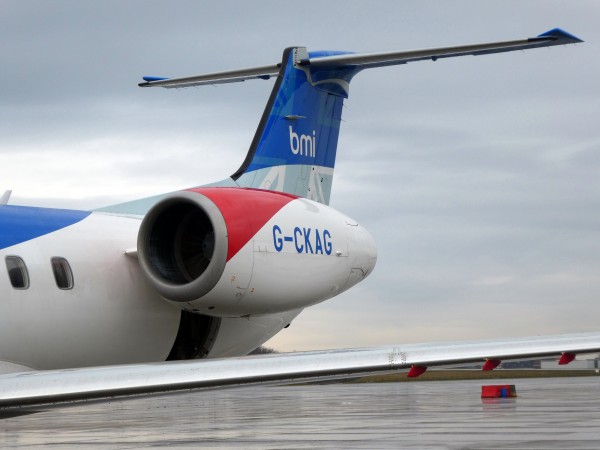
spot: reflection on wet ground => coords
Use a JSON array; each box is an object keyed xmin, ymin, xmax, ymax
[{"xmin": 1, "ymin": 377, "xmax": 599, "ymax": 448}]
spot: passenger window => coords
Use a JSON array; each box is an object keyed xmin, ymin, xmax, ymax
[
  {"xmin": 51, "ymin": 257, "xmax": 74, "ymax": 290},
  {"xmin": 5, "ymin": 256, "xmax": 29, "ymax": 289}
]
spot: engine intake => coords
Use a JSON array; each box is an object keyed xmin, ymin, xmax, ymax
[{"xmin": 137, "ymin": 191, "xmax": 228, "ymax": 303}]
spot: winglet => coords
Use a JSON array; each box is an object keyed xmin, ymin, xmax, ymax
[{"xmin": 537, "ymin": 28, "xmax": 584, "ymax": 44}]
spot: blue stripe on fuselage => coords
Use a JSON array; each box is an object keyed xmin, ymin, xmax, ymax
[{"xmin": 0, "ymin": 206, "xmax": 91, "ymax": 250}]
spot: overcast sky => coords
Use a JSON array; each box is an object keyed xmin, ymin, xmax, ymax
[{"xmin": 1, "ymin": 1, "xmax": 599, "ymax": 352}]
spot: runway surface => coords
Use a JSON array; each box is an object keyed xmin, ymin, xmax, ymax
[{"xmin": 1, "ymin": 376, "xmax": 599, "ymax": 448}]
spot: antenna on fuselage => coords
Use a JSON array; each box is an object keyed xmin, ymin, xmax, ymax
[{"xmin": 0, "ymin": 190, "xmax": 12, "ymax": 205}]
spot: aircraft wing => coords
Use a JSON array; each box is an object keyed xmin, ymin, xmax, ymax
[
  {"xmin": 138, "ymin": 28, "xmax": 582, "ymax": 89},
  {"xmin": 1, "ymin": 332, "xmax": 599, "ymax": 411}
]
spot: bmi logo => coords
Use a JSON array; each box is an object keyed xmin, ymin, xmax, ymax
[{"xmin": 289, "ymin": 126, "xmax": 316, "ymax": 157}]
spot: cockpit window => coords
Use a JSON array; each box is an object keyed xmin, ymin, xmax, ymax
[
  {"xmin": 51, "ymin": 257, "xmax": 74, "ymax": 290},
  {"xmin": 5, "ymin": 256, "xmax": 30, "ymax": 289}
]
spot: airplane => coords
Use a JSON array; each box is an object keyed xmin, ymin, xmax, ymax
[{"xmin": 1, "ymin": 28, "xmax": 599, "ymax": 411}]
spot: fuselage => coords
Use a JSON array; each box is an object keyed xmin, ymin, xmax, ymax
[
  {"xmin": 0, "ymin": 196, "xmax": 376, "ymax": 370},
  {"xmin": 0, "ymin": 206, "xmax": 179, "ymax": 369}
]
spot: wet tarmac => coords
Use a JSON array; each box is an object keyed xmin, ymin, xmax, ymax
[{"xmin": 1, "ymin": 376, "xmax": 599, "ymax": 449}]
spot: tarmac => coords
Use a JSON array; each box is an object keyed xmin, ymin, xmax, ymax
[{"xmin": 1, "ymin": 376, "xmax": 599, "ymax": 448}]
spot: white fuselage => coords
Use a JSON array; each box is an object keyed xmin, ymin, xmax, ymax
[
  {"xmin": 0, "ymin": 193, "xmax": 376, "ymax": 370},
  {"xmin": 0, "ymin": 210, "xmax": 302, "ymax": 369}
]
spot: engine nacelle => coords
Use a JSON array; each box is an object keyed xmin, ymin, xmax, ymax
[{"xmin": 137, "ymin": 187, "xmax": 376, "ymax": 317}]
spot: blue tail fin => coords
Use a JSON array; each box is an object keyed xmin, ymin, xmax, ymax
[{"xmin": 230, "ymin": 47, "xmax": 359, "ymax": 205}]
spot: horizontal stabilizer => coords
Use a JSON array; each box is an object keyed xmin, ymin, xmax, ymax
[
  {"xmin": 139, "ymin": 28, "xmax": 582, "ymax": 89},
  {"xmin": 139, "ymin": 64, "xmax": 279, "ymax": 88},
  {"xmin": 308, "ymin": 28, "xmax": 583, "ymax": 70}
]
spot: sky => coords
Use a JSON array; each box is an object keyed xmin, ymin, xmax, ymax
[{"xmin": 1, "ymin": 1, "xmax": 599, "ymax": 352}]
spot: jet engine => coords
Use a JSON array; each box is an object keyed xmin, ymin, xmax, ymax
[{"xmin": 137, "ymin": 187, "xmax": 376, "ymax": 317}]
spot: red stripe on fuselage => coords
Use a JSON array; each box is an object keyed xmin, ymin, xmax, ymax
[{"xmin": 187, "ymin": 187, "xmax": 297, "ymax": 261}]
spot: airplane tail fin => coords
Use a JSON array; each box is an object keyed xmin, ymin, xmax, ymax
[
  {"xmin": 134, "ymin": 28, "xmax": 582, "ymax": 208},
  {"xmin": 229, "ymin": 47, "xmax": 357, "ymax": 205},
  {"xmin": 142, "ymin": 47, "xmax": 363, "ymax": 205}
]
